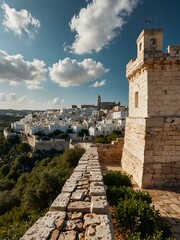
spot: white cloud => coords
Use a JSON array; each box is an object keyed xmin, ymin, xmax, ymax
[
  {"xmin": 0, "ymin": 92, "xmax": 19, "ymax": 102},
  {"xmin": 89, "ymin": 80, "xmax": 106, "ymax": 87},
  {"xmin": 69, "ymin": 0, "xmax": 140, "ymax": 54},
  {"xmin": 49, "ymin": 57, "xmax": 109, "ymax": 87},
  {"xmin": 0, "ymin": 49, "xmax": 47, "ymax": 89},
  {"xmin": 0, "ymin": 93, "xmax": 66, "ymax": 110},
  {"xmin": 1, "ymin": 3, "xmax": 40, "ymax": 38},
  {"xmin": 47, "ymin": 97, "xmax": 65, "ymax": 107}
]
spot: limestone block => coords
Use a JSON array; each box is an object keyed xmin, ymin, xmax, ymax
[
  {"xmin": 90, "ymin": 183, "xmax": 106, "ymax": 196},
  {"xmin": 83, "ymin": 213, "xmax": 109, "ymax": 228},
  {"xmin": 71, "ymin": 190, "xmax": 86, "ymax": 201},
  {"xmin": 69, "ymin": 172, "xmax": 82, "ymax": 181},
  {"xmin": 84, "ymin": 214, "xmax": 113, "ymax": 240},
  {"xmin": 71, "ymin": 212, "xmax": 83, "ymax": 220},
  {"xmin": 90, "ymin": 172, "xmax": 103, "ymax": 182},
  {"xmin": 21, "ymin": 211, "xmax": 66, "ymax": 240},
  {"xmin": 58, "ymin": 230, "xmax": 77, "ymax": 240},
  {"xmin": 50, "ymin": 229, "xmax": 59, "ymax": 240},
  {"xmin": 63, "ymin": 219, "xmax": 83, "ymax": 232},
  {"xmin": 68, "ymin": 201, "xmax": 91, "ymax": 213},
  {"xmin": 50, "ymin": 192, "xmax": 71, "ymax": 211},
  {"xmin": 74, "ymin": 164, "xmax": 87, "ymax": 172},
  {"xmin": 91, "ymin": 196, "xmax": 109, "ymax": 214},
  {"xmin": 61, "ymin": 181, "xmax": 76, "ymax": 193}
]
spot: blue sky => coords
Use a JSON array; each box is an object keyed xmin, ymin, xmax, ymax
[{"xmin": 0, "ymin": 0, "xmax": 179, "ymax": 110}]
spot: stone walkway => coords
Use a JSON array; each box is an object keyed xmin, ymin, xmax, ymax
[
  {"xmin": 101, "ymin": 163, "xmax": 180, "ymax": 240},
  {"xmin": 144, "ymin": 188, "xmax": 180, "ymax": 240}
]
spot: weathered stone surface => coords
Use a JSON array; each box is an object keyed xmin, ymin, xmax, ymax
[
  {"xmin": 50, "ymin": 192, "xmax": 71, "ymax": 211},
  {"xmin": 22, "ymin": 147, "xmax": 114, "ymax": 240},
  {"xmin": 90, "ymin": 172, "xmax": 103, "ymax": 182},
  {"xmin": 84, "ymin": 214, "xmax": 113, "ymax": 240},
  {"xmin": 58, "ymin": 230, "xmax": 77, "ymax": 240},
  {"xmin": 61, "ymin": 182, "xmax": 76, "ymax": 193},
  {"xmin": 54, "ymin": 218, "xmax": 65, "ymax": 230},
  {"xmin": 71, "ymin": 190, "xmax": 86, "ymax": 201},
  {"xmin": 90, "ymin": 182, "xmax": 106, "ymax": 196},
  {"xmin": 68, "ymin": 201, "xmax": 91, "ymax": 213},
  {"xmin": 91, "ymin": 196, "xmax": 109, "ymax": 214},
  {"xmin": 21, "ymin": 211, "xmax": 65, "ymax": 240},
  {"xmin": 50, "ymin": 229, "xmax": 59, "ymax": 240},
  {"xmin": 84, "ymin": 213, "xmax": 110, "ymax": 228},
  {"xmin": 63, "ymin": 219, "xmax": 83, "ymax": 232},
  {"xmin": 74, "ymin": 165, "xmax": 87, "ymax": 172},
  {"xmin": 71, "ymin": 212, "xmax": 83, "ymax": 220}
]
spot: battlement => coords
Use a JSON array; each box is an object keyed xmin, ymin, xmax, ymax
[
  {"xmin": 126, "ymin": 28, "xmax": 180, "ymax": 79},
  {"xmin": 126, "ymin": 49, "xmax": 180, "ymax": 79}
]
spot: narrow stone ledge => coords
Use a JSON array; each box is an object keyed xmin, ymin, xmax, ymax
[{"xmin": 21, "ymin": 147, "xmax": 114, "ymax": 240}]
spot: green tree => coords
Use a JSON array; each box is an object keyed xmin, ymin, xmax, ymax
[
  {"xmin": 17, "ymin": 143, "xmax": 31, "ymax": 153},
  {"xmin": 78, "ymin": 129, "xmax": 89, "ymax": 137},
  {"xmin": 0, "ymin": 164, "xmax": 10, "ymax": 176}
]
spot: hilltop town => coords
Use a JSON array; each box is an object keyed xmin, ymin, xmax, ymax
[{"xmin": 3, "ymin": 95, "xmax": 128, "ymax": 152}]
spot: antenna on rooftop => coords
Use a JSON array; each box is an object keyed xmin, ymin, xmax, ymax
[{"xmin": 145, "ymin": 18, "xmax": 154, "ymax": 28}]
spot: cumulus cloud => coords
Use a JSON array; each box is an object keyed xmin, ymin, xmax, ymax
[
  {"xmin": 0, "ymin": 92, "xmax": 18, "ymax": 101},
  {"xmin": 0, "ymin": 93, "xmax": 65, "ymax": 110},
  {"xmin": 1, "ymin": 3, "xmax": 40, "ymax": 38},
  {"xmin": 89, "ymin": 80, "xmax": 106, "ymax": 87},
  {"xmin": 69, "ymin": 0, "xmax": 140, "ymax": 54},
  {"xmin": 47, "ymin": 97, "xmax": 65, "ymax": 107},
  {"xmin": 49, "ymin": 58, "xmax": 109, "ymax": 87},
  {"xmin": 0, "ymin": 49, "xmax": 47, "ymax": 89}
]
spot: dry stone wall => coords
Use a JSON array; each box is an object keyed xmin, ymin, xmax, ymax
[
  {"xmin": 21, "ymin": 147, "xmax": 114, "ymax": 240},
  {"xmin": 96, "ymin": 138, "xmax": 124, "ymax": 163}
]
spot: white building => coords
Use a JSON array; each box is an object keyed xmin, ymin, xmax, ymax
[{"xmin": 89, "ymin": 119, "xmax": 122, "ymax": 137}]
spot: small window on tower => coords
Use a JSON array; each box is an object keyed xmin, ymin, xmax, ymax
[
  {"xmin": 135, "ymin": 91, "xmax": 139, "ymax": 108},
  {"xmin": 139, "ymin": 42, "xmax": 142, "ymax": 52},
  {"xmin": 150, "ymin": 38, "xmax": 156, "ymax": 45}
]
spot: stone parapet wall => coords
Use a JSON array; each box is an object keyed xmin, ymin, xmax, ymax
[
  {"xmin": 122, "ymin": 116, "xmax": 180, "ymax": 188},
  {"xmin": 27, "ymin": 135, "xmax": 69, "ymax": 152},
  {"xmin": 21, "ymin": 147, "xmax": 114, "ymax": 240},
  {"xmin": 96, "ymin": 138, "xmax": 124, "ymax": 163}
]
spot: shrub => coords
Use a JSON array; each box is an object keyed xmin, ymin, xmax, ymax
[
  {"xmin": 115, "ymin": 198, "xmax": 171, "ymax": 239},
  {"xmin": 107, "ymin": 186, "xmax": 152, "ymax": 206},
  {"xmin": 103, "ymin": 170, "xmax": 132, "ymax": 187},
  {"xmin": 64, "ymin": 147, "xmax": 85, "ymax": 167}
]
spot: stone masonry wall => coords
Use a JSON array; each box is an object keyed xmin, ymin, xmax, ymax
[
  {"xmin": 143, "ymin": 117, "xmax": 180, "ymax": 187},
  {"xmin": 21, "ymin": 147, "xmax": 114, "ymax": 240},
  {"xmin": 122, "ymin": 116, "xmax": 180, "ymax": 188},
  {"xmin": 27, "ymin": 135, "xmax": 69, "ymax": 152},
  {"xmin": 121, "ymin": 118, "xmax": 145, "ymax": 188},
  {"xmin": 96, "ymin": 138, "xmax": 124, "ymax": 163}
]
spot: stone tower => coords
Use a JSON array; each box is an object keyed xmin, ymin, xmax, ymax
[
  {"xmin": 97, "ymin": 94, "xmax": 101, "ymax": 111},
  {"xmin": 121, "ymin": 29, "xmax": 180, "ymax": 188}
]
